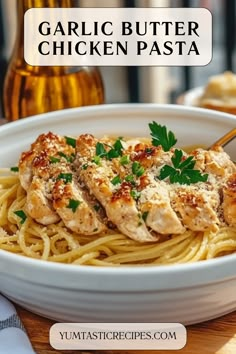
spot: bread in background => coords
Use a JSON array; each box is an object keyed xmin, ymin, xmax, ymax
[{"xmin": 198, "ymin": 71, "xmax": 236, "ymax": 114}]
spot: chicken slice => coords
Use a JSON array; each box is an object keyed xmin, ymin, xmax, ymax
[
  {"xmin": 139, "ymin": 175, "xmax": 185, "ymax": 234},
  {"xmin": 126, "ymin": 142, "xmax": 172, "ymax": 171},
  {"xmin": 76, "ymin": 134, "xmax": 157, "ymax": 242},
  {"xmin": 223, "ymin": 173, "xmax": 236, "ymax": 225},
  {"xmin": 103, "ymin": 142, "xmax": 184, "ymax": 234},
  {"xmin": 171, "ymin": 185, "xmax": 220, "ymax": 232},
  {"xmin": 22, "ymin": 133, "xmax": 106, "ymax": 235},
  {"xmin": 26, "ymin": 176, "xmax": 60, "ymax": 225},
  {"xmin": 19, "ymin": 132, "xmax": 74, "ymax": 189},
  {"xmin": 191, "ymin": 147, "xmax": 236, "ymax": 179},
  {"xmin": 52, "ymin": 178, "xmax": 106, "ymax": 235}
]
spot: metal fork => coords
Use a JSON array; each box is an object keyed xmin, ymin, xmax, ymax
[{"xmin": 208, "ymin": 128, "xmax": 236, "ymax": 150}]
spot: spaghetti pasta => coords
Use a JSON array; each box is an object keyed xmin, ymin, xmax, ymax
[{"xmin": 0, "ymin": 171, "xmax": 236, "ymax": 266}]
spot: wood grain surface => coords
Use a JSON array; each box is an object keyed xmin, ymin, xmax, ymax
[{"xmin": 16, "ymin": 305, "xmax": 236, "ymax": 354}]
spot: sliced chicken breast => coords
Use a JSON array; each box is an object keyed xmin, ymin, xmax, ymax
[
  {"xmin": 26, "ymin": 176, "xmax": 60, "ymax": 225},
  {"xmin": 76, "ymin": 134, "xmax": 157, "ymax": 242},
  {"xmin": 52, "ymin": 178, "xmax": 106, "ymax": 235},
  {"xmin": 139, "ymin": 175, "xmax": 186, "ymax": 234},
  {"xmin": 223, "ymin": 173, "xmax": 236, "ymax": 225},
  {"xmin": 171, "ymin": 185, "xmax": 220, "ymax": 232}
]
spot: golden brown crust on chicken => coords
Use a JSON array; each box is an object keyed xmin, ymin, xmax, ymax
[
  {"xmin": 223, "ymin": 173, "xmax": 236, "ymax": 225},
  {"xmin": 17, "ymin": 130, "xmax": 236, "ymax": 242}
]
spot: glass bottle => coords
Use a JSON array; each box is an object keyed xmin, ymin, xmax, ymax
[{"xmin": 3, "ymin": 0, "xmax": 104, "ymax": 121}]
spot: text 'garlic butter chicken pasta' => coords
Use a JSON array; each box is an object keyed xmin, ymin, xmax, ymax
[{"xmin": 0, "ymin": 122, "xmax": 235, "ymax": 266}]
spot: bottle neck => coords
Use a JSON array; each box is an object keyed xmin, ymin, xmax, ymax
[{"xmin": 10, "ymin": 0, "xmax": 74, "ymax": 71}]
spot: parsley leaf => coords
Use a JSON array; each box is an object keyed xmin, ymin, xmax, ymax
[
  {"xmin": 96, "ymin": 142, "xmax": 107, "ymax": 157},
  {"xmin": 81, "ymin": 163, "xmax": 88, "ymax": 170},
  {"xmin": 92, "ymin": 156, "xmax": 101, "ymax": 165},
  {"xmin": 65, "ymin": 136, "xmax": 76, "ymax": 148},
  {"xmin": 120, "ymin": 155, "xmax": 130, "ymax": 165},
  {"xmin": 57, "ymin": 173, "xmax": 72, "ymax": 184},
  {"xmin": 94, "ymin": 139, "xmax": 124, "ymax": 161},
  {"xmin": 111, "ymin": 175, "xmax": 122, "ymax": 185},
  {"xmin": 158, "ymin": 149, "xmax": 208, "ymax": 185},
  {"xmin": 49, "ymin": 156, "xmax": 60, "ymax": 164},
  {"xmin": 142, "ymin": 211, "xmax": 149, "ymax": 222},
  {"xmin": 67, "ymin": 199, "xmax": 81, "ymax": 213},
  {"xmin": 113, "ymin": 138, "xmax": 123, "ymax": 155},
  {"xmin": 107, "ymin": 149, "xmax": 120, "ymax": 159},
  {"xmin": 132, "ymin": 161, "xmax": 145, "ymax": 177},
  {"xmin": 130, "ymin": 189, "xmax": 141, "ymax": 200},
  {"xmin": 14, "ymin": 210, "xmax": 27, "ymax": 224},
  {"xmin": 149, "ymin": 122, "xmax": 177, "ymax": 152},
  {"xmin": 125, "ymin": 174, "xmax": 136, "ymax": 186},
  {"xmin": 58, "ymin": 152, "xmax": 74, "ymax": 163},
  {"xmin": 10, "ymin": 166, "xmax": 19, "ymax": 172},
  {"xmin": 93, "ymin": 204, "xmax": 100, "ymax": 212}
]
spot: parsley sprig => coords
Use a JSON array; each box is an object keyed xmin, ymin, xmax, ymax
[
  {"xmin": 149, "ymin": 122, "xmax": 177, "ymax": 152},
  {"xmin": 94, "ymin": 138, "xmax": 124, "ymax": 162},
  {"xmin": 158, "ymin": 149, "xmax": 208, "ymax": 185},
  {"xmin": 65, "ymin": 136, "xmax": 76, "ymax": 148}
]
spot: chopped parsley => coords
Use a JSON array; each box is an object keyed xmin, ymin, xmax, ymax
[
  {"xmin": 57, "ymin": 173, "xmax": 72, "ymax": 184},
  {"xmin": 96, "ymin": 142, "xmax": 107, "ymax": 157},
  {"xmin": 58, "ymin": 152, "xmax": 74, "ymax": 163},
  {"xmin": 130, "ymin": 189, "xmax": 141, "ymax": 200},
  {"xmin": 149, "ymin": 121, "xmax": 177, "ymax": 152},
  {"xmin": 81, "ymin": 163, "xmax": 88, "ymax": 170},
  {"xmin": 94, "ymin": 138, "xmax": 124, "ymax": 161},
  {"xmin": 113, "ymin": 138, "xmax": 123, "ymax": 155},
  {"xmin": 107, "ymin": 148, "xmax": 120, "ymax": 159},
  {"xmin": 132, "ymin": 161, "xmax": 145, "ymax": 177},
  {"xmin": 10, "ymin": 166, "xmax": 19, "ymax": 172},
  {"xmin": 93, "ymin": 204, "xmax": 100, "ymax": 212},
  {"xmin": 65, "ymin": 136, "xmax": 76, "ymax": 148},
  {"xmin": 111, "ymin": 175, "xmax": 122, "ymax": 185},
  {"xmin": 49, "ymin": 156, "xmax": 60, "ymax": 164},
  {"xmin": 125, "ymin": 174, "xmax": 136, "ymax": 185},
  {"xmin": 14, "ymin": 210, "xmax": 27, "ymax": 224},
  {"xmin": 142, "ymin": 211, "xmax": 149, "ymax": 222},
  {"xmin": 67, "ymin": 199, "xmax": 81, "ymax": 213},
  {"xmin": 158, "ymin": 149, "xmax": 208, "ymax": 185},
  {"xmin": 120, "ymin": 155, "xmax": 130, "ymax": 165},
  {"xmin": 92, "ymin": 156, "xmax": 101, "ymax": 165}
]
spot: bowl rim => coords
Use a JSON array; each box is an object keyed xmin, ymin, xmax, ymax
[
  {"xmin": 0, "ymin": 103, "xmax": 236, "ymax": 283},
  {"xmin": 1, "ymin": 102, "xmax": 236, "ymax": 130}
]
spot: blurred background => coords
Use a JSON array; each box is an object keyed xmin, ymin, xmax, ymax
[{"xmin": 0, "ymin": 0, "xmax": 234, "ymax": 114}]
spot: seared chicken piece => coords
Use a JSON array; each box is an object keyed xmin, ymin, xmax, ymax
[
  {"xmin": 26, "ymin": 176, "xmax": 60, "ymax": 225},
  {"xmin": 19, "ymin": 132, "xmax": 74, "ymax": 189},
  {"xmin": 191, "ymin": 147, "xmax": 236, "ymax": 178},
  {"xmin": 126, "ymin": 142, "xmax": 172, "ymax": 171},
  {"xmin": 223, "ymin": 173, "xmax": 236, "ymax": 225},
  {"xmin": 20, "ymin": 132, "xmax": 106, "ymax": 235},
  {"xmin": 171, "ymin": 185, "xmax": 220, "ymax": 232},
  {"xmin": 139, "ymin": 175, "xmax": 185, "ymax": 234},
  {"xmin": 52, "ymin": 178, "xmax": 106, "ymax": 235},
  {"xmin": 107, "ymin": 142, "xmax": 184, "ymax": 234},
  {"xmin": 76, "ymin": 134, "xmax": 157, "ymax": 242},
  {"xmin": 18, "ymin": 129, "xmax": 236, "ymax": 241}
]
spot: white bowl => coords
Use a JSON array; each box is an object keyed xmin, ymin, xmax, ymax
[{"xmin": 0, "ymin": 104, "xmax": 235, "ymax": 325}]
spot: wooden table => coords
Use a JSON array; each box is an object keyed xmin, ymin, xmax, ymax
[
  {"xmin": 15, "ymin": 305, "xmax": 236, "ymax": 354},
  {"xmin": 2, "ymin": 118, "xmax": 236, "ymax": 354}
]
